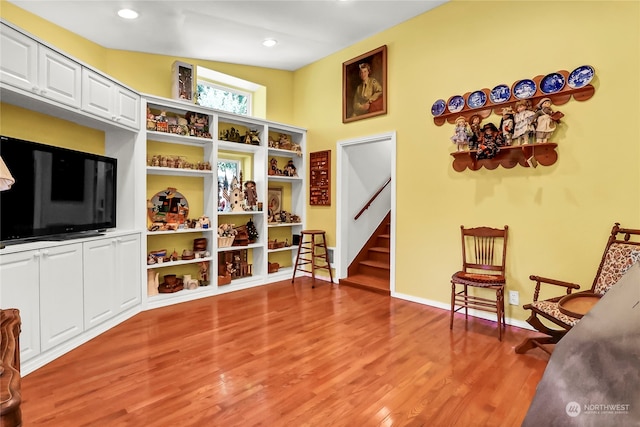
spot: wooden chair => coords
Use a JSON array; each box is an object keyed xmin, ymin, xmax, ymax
[
  {"xmin": 516, "ymin": 223, "xmax": 640, "ymax": 355},
  {"xmin": 451, "ymin": 225, "xmax": 508, "ymax": 341}
]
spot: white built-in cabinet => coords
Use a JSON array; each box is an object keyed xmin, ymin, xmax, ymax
[
  {"xmin": 0, "ymin": 233, "xmax": 141, "ymax": 374},
  {"xmin": 0, "ymin": 24, "xmax": 81, "ymax": 108},
  {"xmin": 143, "ymin": 95, "xmax": 306, "ymax": 309},
  {"xmin": 81, "ymin": 69, "xmax": 140, "ymax": 129},
  {"xmin": 0, "ymin": 21, "xmax": 139, "ymax": 131},
  {"xmin": 0, "ymin": 20, "xmax": 144, "ymax": 376},
  {"xmin": 83, "ymin": 234, "xmax": 141, "ymax": 329}
]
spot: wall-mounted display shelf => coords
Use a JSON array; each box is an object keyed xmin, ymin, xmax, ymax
[
  {"xmin": 450, "ymin": 143, "xmax": 558, "ymax": 172},
  {"xmin": 309, "ymin": 150, "xmax": 331, "ymax": 206},
  {"xmin": 433, "ymin": 69, "xmax": 595, "ymax": 126}
]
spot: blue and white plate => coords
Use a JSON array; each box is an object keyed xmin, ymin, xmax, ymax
[
  {"xmin": 568, "ymin": 65, "xmax": 595, "ymax": 89},
  {"xmin": 490, "ymin": 84, "xmax": 510, "ymax": 104},
  {"xmin": 513, "ymin": 79, "xmax": 537, "ymax": 99},
  {"xmin": 431, "ymin": 99, "xmax": 446, "ymax": 116},
  {"xmin": 541, "ymin": 72, "xmax": 566, "ymax": 94},
  {"xmin": 467, "ymin": 90, "xmax": 487, "ymax": 109},
  {"xmin": 447, "ymin": 95, "xmax": 465, "ymax": 113}
]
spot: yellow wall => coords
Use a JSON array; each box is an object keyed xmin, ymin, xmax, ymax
[
  {"xmin": 2, "ymin": 1, "xmax": 639, "ymax": 322},
  {"xmin": 293, "ymin": 0, "xmax": 640, "ymax": 320}
]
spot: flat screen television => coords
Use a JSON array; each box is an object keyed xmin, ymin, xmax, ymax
[{"xmin": 0, "ymin": 135, "xmax": 117, "ymax": 244}]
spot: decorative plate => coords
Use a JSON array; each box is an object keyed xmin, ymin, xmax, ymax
[
  {"xmin": 148, "ymin": 187, "xmax": 189, "ymax": 223},
  {"xmin": 467, "ymin": 91, "xmax": 487, "ymax": 109},
  {"xmin": 447, "ymin": 95, "xmax": 465, "ymax": 113},
  {"xmin": 513, "ymin": 79, "xmax": 537, "ymax": 99},
  {"xmin": 568, "ymin": 65, "xmax": 595, "ymax": 89},
  {"xmin": 489, "ymin": 84, "xmax": 510, "ymax": 104},
  {"xmin": 431, "ymin": 99, "xmax": 446, "ymax": 116},
  {"xmin": 540, "ymin": 72, "xmax": 566, "ymax": 94}
]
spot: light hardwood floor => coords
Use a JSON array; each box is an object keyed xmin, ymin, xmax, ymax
[{"xmin": 21, "ymin": 278, "xmax": 549, "ymax": 426}]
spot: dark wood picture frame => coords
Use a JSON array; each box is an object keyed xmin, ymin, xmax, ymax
[
  {"xmin": 267, "ymin": 187, "xmax": 283, "ymax": 215},
  {"xmin": 342, "ymin": 45, "xmax": 387, "ymax": 123}
]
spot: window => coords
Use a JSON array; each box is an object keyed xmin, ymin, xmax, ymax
[
  {"xmin": 217, "ymin": 159, "xmax": 241, "ymax": 211},
  {"xmin": 196, "ymin": 66, "xmax": 266, "ymax": 118},
  {"xmin": 197, "ymin": 82, "xmax": 251, "ymax": 115}
]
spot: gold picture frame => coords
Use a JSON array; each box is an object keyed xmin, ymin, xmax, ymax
[{"xmin": 342, "ymin": 45, "xmax": 387, "ymax": 123}]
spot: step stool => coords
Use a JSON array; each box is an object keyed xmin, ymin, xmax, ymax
[{"xmin": 291, "ymin": 230, "xmax": 333, "ymax": 287}]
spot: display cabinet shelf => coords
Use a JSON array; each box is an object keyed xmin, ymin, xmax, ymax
[
  {"xmin": 146, "ymin": 166, "xmax": 214, "ymax": 177},
  {"xmin": 217, "ymin": 243, "xmax": 262, "ymax": 253},
  {"xmin": 268, "ymin": 223, "xmax": 303, "ymax": 228},
  {"xmin": 268, "ymin": 246, "xmax": 297, "ymax": 254},
  {"xmin": 146, "ymin": 228, "xmax": 213, "ymax": 236},
  {"xmin": 146, "ymin": 256, "xmax": 214, "ymax": 270},
  {"xmin": 268, "ymin": 176, "xmax": 303, "ymax": 183},
  {"xmin": 218, "ymin": 140, "xmax": 262, "ymax": 153},
  {"xmin": 146, "ymin": 131, "xmax": 211, "ymax": 146}
]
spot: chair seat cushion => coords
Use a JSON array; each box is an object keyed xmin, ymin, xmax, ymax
[
  {"xmin": 530, "ymin": 300, "xmax": 579, "ymax": 328},
  {"xmin": 451, "ymin": 271, "xmax": 505, "ymax": 287}
]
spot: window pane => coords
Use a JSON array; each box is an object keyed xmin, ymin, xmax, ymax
[{"xmin": 197, "ymin": 83, "xmax": 250, "ymax": 115}]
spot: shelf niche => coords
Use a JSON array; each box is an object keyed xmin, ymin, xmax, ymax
[{"xmin": 450, "ymin": 143, "xmax": 558, "ymax": 172}]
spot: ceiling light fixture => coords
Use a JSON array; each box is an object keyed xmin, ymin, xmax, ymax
[
  {"xmin": 117, "ymin": 8, "xmax": 139, "ymax": 19},
  {"xmin": 262, "ymin": 38, "xmax": 278, "ymax": 48}
]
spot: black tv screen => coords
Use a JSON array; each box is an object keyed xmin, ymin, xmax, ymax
[{"xmin": 0, "ymin": 135, "xmax": 117, "ymax": 244}]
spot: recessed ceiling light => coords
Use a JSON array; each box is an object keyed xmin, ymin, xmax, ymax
[
  {"xmin": 262, "ymin": 38, "xmax": 278, "ymax": 48},
  {"xmin": 117, "ymin": 9, "xmax": 139, "ymax": 19}
]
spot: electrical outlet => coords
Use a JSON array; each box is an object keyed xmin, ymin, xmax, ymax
[{"xmin": 509, "ymin": 290, "xmax": 519, "ymax": 306}]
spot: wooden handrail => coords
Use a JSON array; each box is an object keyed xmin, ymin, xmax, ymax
[{"xmin": 354, "ymin": 177, "xmax": 391, "ymax": 220}]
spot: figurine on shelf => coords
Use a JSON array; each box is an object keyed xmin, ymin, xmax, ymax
[
  {"xmin": 230, "ymin": 176, "xmax": 245, "ymax": 212},
  {"xmin": 450, "ymin": 116, "xmax": 471, "ymax": 152},
  {"xmin": 513, "ymin": 100, "xmax": 536, "ymax": 145},
  {"xmin": 468, "ymin": 114, "xmax": 482, "ymax": 150},
  {"xmin": 244, "ymin": 180, "xmax": 258, "ymax": 209},
  {"xmin": 499, "ymin": 106, "xmax": 515, "ymax": 146},
  {"xmin": 284, "ymin": 160, "xmax": 297, "ymax": 177},
  {"xmin": 533, "ymin": 98, "xmax": 564, "ymax": 143},
  {"xmin": 476, "ymin": 123, "xmax": 502, "ymax": 160},
  {"xmin": 199, "ymin": 262, "xmax": 210, "ymax": 286}
]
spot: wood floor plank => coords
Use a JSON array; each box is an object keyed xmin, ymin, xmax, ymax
[{"xmin": 20, "ymin": 278, "xmax": 548, "ymax": 426}]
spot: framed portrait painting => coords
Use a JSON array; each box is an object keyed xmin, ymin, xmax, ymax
[{"xmin": 342, "ymin": 45, "xmax": 387, "ymax": 123}]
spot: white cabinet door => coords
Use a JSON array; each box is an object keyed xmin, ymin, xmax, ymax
[
  {"xmin": 37, "ymin": 45, "xmax": 81, "ymax": 108},
  {"xmin": 0, "ymin": 24, "xmax": 38, "ymax": 92},
  {"xmin": 39, "ymin": 243, "xmax": 84, "ymax": 351},
  {"xmin": 116, "ymin": 234, "xmax": 141, "ymax": 311},
  {"xmin": 82, "ymin": 68, "xmax": 141, "ymax": 129},
  {"xmin": 83, "ymin": 238, "xmax": 117, "ymax": 329},
  {"xmin": 81, "ymin": 68, "xmax": 112, "ymax": 118},
  {"xmin": 0, "ymin": 250, "xmax": 41, "ymax": 362},
  {"xmin": 114, "ymin": 85, "xmax": 140, "ymax": 129}
]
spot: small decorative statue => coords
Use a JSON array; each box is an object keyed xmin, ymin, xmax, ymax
[
  {"xmin": 244, "ymin": 180, "xmax": 258, "ymax": 209},
  {"xmin": 450, "ymin": 116, "xmax": 471, "ymax": 152},
  {"xmin": 499, "ymin": 106, "xmax": 515, "ymax": 146},
  {"xmin": 513, "ymin": 100, "xmax": 536, "ymax": 145},
  {"xmin": 230, "ymin": 176, "xmax": 245, "ymax": 212},
  {"xmin": 468, "ymin": 114, "xmax": 483, "ymax": 150},
  {"xmin": 199, "ymin": 261, "xmax": 210, "ymax": 286},
  {"xmin": 533, "ymin": 97, "xmax": 564, "ymax": 143},
  {"xmin": 284, "ymin": 160, "xmax": 297, "ymax": 177},
  {"xmin": 476, "ymin": 123, "xmax": 503, "ymax": 160}
]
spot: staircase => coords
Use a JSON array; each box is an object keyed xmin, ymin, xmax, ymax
[{"xmin": 339, "ymin": 212, "xmax": 391, "ymax": 295}]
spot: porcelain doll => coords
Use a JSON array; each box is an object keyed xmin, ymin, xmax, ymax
[
  {"xmin": 533, "ymin": 98, "xmax": 563, "ymax": 143},
  {"xmin": 499, "ymin": 106, "xmax": 515, "ymax": 146},
  {"xmin": 512, "ymin": 100, "xmax": 535, "ymax": 145},
  {"xmin": 450, "ymin": 116, "xmax": 471, "ymax": 152},
  {"xmin": 468, "ymin": 114, "xmax": 483, "ymax": 150},
  {"xmin": 476, "ymin": 123, "xmax": 503, "ymax": 159}
]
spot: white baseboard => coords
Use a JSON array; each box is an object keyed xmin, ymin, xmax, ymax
[{"xmin": 391, "ymin": 291, "xmax": 534, "ymax": 331}]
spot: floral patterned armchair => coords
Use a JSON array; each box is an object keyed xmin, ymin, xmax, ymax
[{"xmin": 515, "ymin": 223, "xmax": 640, "ymax": 355}]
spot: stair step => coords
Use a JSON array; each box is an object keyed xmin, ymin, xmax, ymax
[
  {"xmin": 360, "ymin": 260, "xmax": 390, "ymax": 270},
  {"xmin": 340, "ymin": 273, "xmax": 389, "ymax": 295},
  {"xmin": 367, "ymin": 247, "xmax": 390, "ymax": 263}
]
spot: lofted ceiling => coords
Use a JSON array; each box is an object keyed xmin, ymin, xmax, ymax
[{"xmin": 7, "ymin": 0, "xmax": 447, "ymax": 71}]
